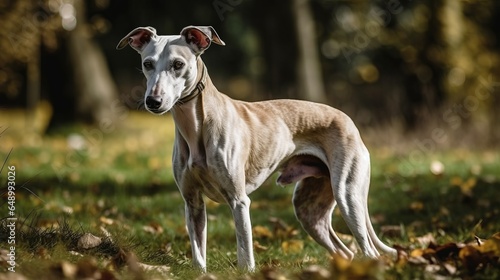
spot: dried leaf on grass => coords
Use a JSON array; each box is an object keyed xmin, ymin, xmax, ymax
[
  {"xmin": 109, "ymin": 249, "xmax": 170, "ymax": 277},
  {"xmin": 50, "ymin": 261, "xmax": 78, "ymax": 279},
  {"xmin": 254, "ymin": 241, "xmax": 269, "ymax": 252},
  {"xmin": 196, "ymin": 273, "xmax": 218, "ymax": 280},
  {"xmin": 99, "ymin": 216, "xmax": 115, "ymax": 225},
  {"xmin": 269, "ymin": 217, "xmax": 300, "ymax": 239},
  {"xmin": 413, "ymin": 232, "xmax": 436, "ymax": 247},
  {"xmin": 143, "ymin": 221, "xmax": 164, "ymax": 235},
  {"xmin": 298, "ymin": 265, "xmax": 331, "ymax": 280},
  {"xmin": 396, "ymin": 232, "xmax": 500, "ymax": 277},
  {"xmin": 253, "ymin": 225, "xmax": 273, "ymax": 239},
  {"xmin": 460, "ymin": 232, "xmax": 500, "ymax": 274},
  {"xmin": 281, "ymin": 240, "xmax": 304, "ymax": 254},
  {"xmin": 380, "ymin": 225, "xmax": 403, "ymax": 238},
  {"xmin": 51, "ymin": 258, "xmax": 116, "ymax": 280},
  {"xmin": 259, "ymin": 265, "xmax": 288, "ymax": 280},
  {"xmin": 450, "ymin": 176, "xmax": 478, "ymax": 196},
  {"xmin": 330, "ymin": 254, "xmax": 382, "ymax": 280}
]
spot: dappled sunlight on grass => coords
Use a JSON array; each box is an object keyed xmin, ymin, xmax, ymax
[{"xmin": 1, "ymin": 111, "xmax": 176, "ymax": 189}]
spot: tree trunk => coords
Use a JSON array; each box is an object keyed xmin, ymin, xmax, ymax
[
  {"xmin": 292, "ymin": 0, "xmax": 327, "ymax": 103},
  {"xmin": 67, "ymin": 0, "xmax": 119, "ymax": 125}
]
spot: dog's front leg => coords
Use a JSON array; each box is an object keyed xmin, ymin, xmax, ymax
[
  {"xmin": 228, "ymin": 194, "xmax": 255, "ymax": 271},
  {"xmin": 184, "ymin": 192, "xmax": 207, "ymax": 271}
]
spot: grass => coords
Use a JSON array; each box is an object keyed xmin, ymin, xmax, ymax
[{"xmin": 1, "ymin": 111, "xmax": 499, "ymax": 279}]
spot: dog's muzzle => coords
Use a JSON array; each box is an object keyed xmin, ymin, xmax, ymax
[{"xmin": 145, "ymin": 96, "xmax": 162, "ymax": 111}]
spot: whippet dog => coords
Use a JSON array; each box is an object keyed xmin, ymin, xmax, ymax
[{"xmin": 117, "ymin": 25, "xmax": 396, "ymax": 271}]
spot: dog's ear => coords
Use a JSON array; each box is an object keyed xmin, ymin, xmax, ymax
[
  {"xmin": 180, "ymin": 26, "xmax": 225, "ymax": 55},
  {"xmin": 116, "ymin": 27, "xmax": 157, "ymax": 52}
]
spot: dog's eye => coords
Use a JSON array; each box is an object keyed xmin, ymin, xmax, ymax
[
  {"xmin": 173, "ymin": 60, "xmax": 184, "ymax": 70},
  {"xmin": 143, "ymin": 60, "xmax": 154, "ymax": 70}
]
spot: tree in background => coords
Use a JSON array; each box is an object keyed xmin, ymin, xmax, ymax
[
  {"xmin": 315, "ymin": 0, "xmax": 499, "ymax": 139},
  {"xmin": 293, "ymin": 0, "xmax": 326, "ymax": 103},
  {"xmin": 0, "ymin": 0, "xmax": 119, "ymax": 131}
]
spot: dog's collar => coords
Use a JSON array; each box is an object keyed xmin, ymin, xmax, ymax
[{"xmin": 177, "ymin": 64, "xmax": 206, "ymax": 105}]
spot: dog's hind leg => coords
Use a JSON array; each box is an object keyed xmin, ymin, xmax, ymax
[
  {"xmin": 331, "ymin": 150, "xmax": 380, "ymax": 258},
  {"xmin": 293, "ymin": 177, "xmax": 354, "ymax": 260}
]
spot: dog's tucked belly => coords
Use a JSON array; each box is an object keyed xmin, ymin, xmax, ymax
[
  {"xmin": 186, "ymin": 165, "xmax": 228, "ymax": 203},
  {"xmin": 191, "ymin": 154, "xmax": 329, "ymax": 203},
  {"xmin": 200, "ymin": 183, "xmax": 226, "ymax": 203},
  {"xmin": 277, "ymin": 155, "xmax": 329, "ymax": 185}
]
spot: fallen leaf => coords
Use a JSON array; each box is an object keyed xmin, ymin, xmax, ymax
[
  {"xmin": 330, "ymin": 254, "xmax": 351, "ymax": 272},
  {"xmin": 163, "ymin": 242, "xmax": 173, "ymax": 255},
  {"xmin": 100, "ymin": 226, "xmax": 113, "ymax": 242},
  {"xmin": 433, "ymin": 242, "xmax": 460, "ymax": 261},
  {"xmin": 299, "ymin": 264, "xmax": 331, "ymax": 280},
  {"xmin": 424, "ymin": 264, "xmax": 441, "ymax": 274},
  {"xmin": 331, "ymin": 254, "xmax": 382, "ymax": 279},
  {"xmin": 260, "ymin": 265, "xmax": 287, "ymax": 280},
  {"xmin": 407, "ymin": 255, "xmax": 428, "ymax": 265},
  {"xmin": 137, "ymin": 262, "xmax": 171, "ymax": 276},
  {"xmin": 143, "ymin": 221, "xmax": 164, "ymax": 235},
  {"xmin": 253, "ymin": 225, "xmax": 273, "ymax": 239},
  {"xmin": 410, "ymin": 248, "xmax": 424, "ymax": 258},
  {"xmin": 69, "ymin": 251, "xmax": 84, "ymax": 257},
  {"xmin": 476, "ymin": 232, "xmax": 500, "ymax": 255},
  {"xmin": 196, "ymin": 273, "xmax": 218, "ymax": 280},
  {"xmin": 50, "ymin": 261, "xmax": 78, "ymax": 279},
  {"xmin": 269, "ymin": 217, "xmax": 290, "ymax": 232},
  {"xmin": 61, "ymin": 205, "xmax": 74, "ymax": 215},
  {"xmin": 37, "ymin": 219, "xmax": 60, "ymax": 230},
  {"xmin": 394, "ymin": 245, "xmax": 409, "ymax": 268},
  {"xmin": 460, "ymin": 177, "xmax": 477, "ymax": 196},
  {"xmin": 109, "ymin": 249, "xmax": 132, "ymax": 270},
  {"xmin": 414, "ymin": 233, "xmax": 436, "ymax": 247},
  {"xmin": 442, "ymin": 262, "xmax": 457, "ymax": 275},
  {"xmin": 110, "ymin": 249, "xmax": 171, "ymax": 277},
  {"xmin": 254, "ymin": 241, "xmax": 269, "ymax": 252},
  {"xmin": 380, "ymin": 225, "xmax": 402, "ymax": 238},
  {"xmin": 439, "ymin": 207, "xmax": 450, "ymax": 217},
  {"xmin": 75, "ymin": 258, "xmax": 102, "ymax": 279},
  {"xmin": 410, "ymin": 201, "xmax": 424, "ymax": 212},
  {"xmin": 100, "ymin": 216, "xmax": 115, "ymax": 225},
  {"xmin": 459, "ymin": 245, "xmax": 483, "ymax": 272},
  {"xmin": 281, "ymin": 240, "xmax": 304, "ymax": 254}
]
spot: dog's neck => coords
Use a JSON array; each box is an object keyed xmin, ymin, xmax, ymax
[
  {"xmin": 171, "ymin": 58, "xmax": 212, "ymax": 167},
  {"xmin": 177, "ymin": 58, "xmax": 207, "ymax": 105}
]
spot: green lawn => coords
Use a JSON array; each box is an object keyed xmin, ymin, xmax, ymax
[{"xmin": 1, "ymin": 112, "xmax": 499, "ymax": 279}]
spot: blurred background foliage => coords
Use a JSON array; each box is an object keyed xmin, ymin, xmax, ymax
[{"xmin": 0, "ymin": 0, "xmax": 499, "ymax": 146}]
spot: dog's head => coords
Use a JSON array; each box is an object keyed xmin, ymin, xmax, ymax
[{"xmin": 117, "ymin": 26, "xmax": 225, "ymax": 114}]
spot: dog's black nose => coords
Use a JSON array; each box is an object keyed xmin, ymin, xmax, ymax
[{"xmin": 146, "ymin": 96, "xmax": 162, "ymax": 110}]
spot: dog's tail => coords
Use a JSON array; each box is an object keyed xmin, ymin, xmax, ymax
[
  {"xmin": 365, "ymin": 211, "xmax": 397, "ymax": 257},
  {"xmin": 364, "ymin": 162, "xmax": 397, "ymax": 258}
]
